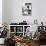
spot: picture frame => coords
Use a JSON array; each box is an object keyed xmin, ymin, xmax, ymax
[{"xmin": 22, "ymin": 3, "xmax": 32, "ymax": 16}]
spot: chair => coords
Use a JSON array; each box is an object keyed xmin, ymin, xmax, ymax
[
  {"xmin": 38, "ymin": 26, "xmax": 46, "ymax": 45},
  {"xmin": 5, "ymin": 38, "xmax": 15, "ymax": 46}
]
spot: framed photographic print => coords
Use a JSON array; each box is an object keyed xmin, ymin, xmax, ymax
[{"xmin": 22, "ymin": 3, "xmax": 32, "ymax": 16}]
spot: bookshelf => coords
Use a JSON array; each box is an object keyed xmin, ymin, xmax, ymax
[{"xmin": 9, "ymin": 25, "xmax": 31, "ymax": 37}]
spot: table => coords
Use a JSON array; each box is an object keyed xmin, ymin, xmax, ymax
[
  {"xmin": 12, "ymin": 39, "xmax": 39, "ymax": 46},
  {"xmin": 13, "ymin": 39, "xmax": 32, "ymax": 46}
]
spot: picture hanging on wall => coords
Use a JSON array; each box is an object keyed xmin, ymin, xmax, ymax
[{"xmin": 22, "ymin": 3, "xmax": 32, "ymax": 16}]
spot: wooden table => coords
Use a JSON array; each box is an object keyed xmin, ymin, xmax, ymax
[
  {"xmin": 12, "ymin": 36, "xmax": 39, "ymax": 46},
  {"xmin": 12, "ymin": 39, "xmax": 32, "ymax": 46}
]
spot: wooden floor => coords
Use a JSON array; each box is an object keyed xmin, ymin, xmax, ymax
[
  {"xmin": 0, "ymin": 44, "xmax": 4, "ymax": 46},
  {"xmin": 40, "ymin": 45, "xmax": 46, "ymax": 46},
  {"xmin": 0, "ymin": 44, "xmax": 46, "ymax": 46}
]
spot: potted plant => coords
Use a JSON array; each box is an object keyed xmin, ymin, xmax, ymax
[{"xmin": 0, "ymin": 23, "xmax": 9, "ymax": 44}]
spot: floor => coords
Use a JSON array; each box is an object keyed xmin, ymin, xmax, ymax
[
  {"xmin": 0, "ymin": 44, "xmax": 4, "ymax": 46},
  {"xmin": 0, "ymin": 44, "xmax": 46, "ymax": 46},
  {"xmin": 40, "ymin": 45, "xmax": 46, "ymax": 46},
  {"xmin": 31, "ymin": 40, "xmax": 46, "ymax": 46}
]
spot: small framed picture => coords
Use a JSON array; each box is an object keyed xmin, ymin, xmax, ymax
[{"xmin": 22, "ymin": 3, "xmax": 32, "ymax": 16}]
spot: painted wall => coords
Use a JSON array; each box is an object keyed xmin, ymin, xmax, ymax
[
  {"xmin": 0, "ymin": 0, "xmax": 2, "ymax": 27},
  {"xmin": 2, "ymin": 0, "xmax": 8, "ymax": 24},
  {"xmin": 7, "ymin": 0, "xmax": 32, "ymax": 25},
  {"xmin": 2, "ymin": 0, "xmax": 46, "ymax": 26}
]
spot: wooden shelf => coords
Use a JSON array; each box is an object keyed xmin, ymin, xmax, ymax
[{"xmin": 9, "ymin": 25, "xmax": 31, "ymax": 37}]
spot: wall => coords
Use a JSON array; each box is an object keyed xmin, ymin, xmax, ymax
[
  {"xmin": 0, "ymin": 0, "xmax": 2, "ymax": 27},
  {"xmin": 2, "ymin": 0, "xmax": 46, "ymax": 26},
  {"xmin": 2, "ymin": 0, "xmax": 10, "ymax": 28},
  {"xmin": 2, "ymin": 0, "xmax": 8, "ymax": 24},
  {"xmin": 7, "ymin": 0, "xmax": 32, "ymax": 25},
  {"xmin": 32, "ymin": 0, "xmax": 46, "ymax": 26}
]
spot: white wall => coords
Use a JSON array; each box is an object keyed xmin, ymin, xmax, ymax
[
  {"xmin": 2, "ymin": 0, "xmax": 8, "ymax": 24},
  {"xmin": 2, "ymin": 0, "xmax": 46, "ymax": 26},
  {"xmin": 0, "ymin": 0, "xmax": 2, "ymax": 27},
  {"xmin": 8, "ymin": 0, "xmax": 32, "ymax": 24},
  {"xmin": 2, "ymin": 0, "xmax": 10, "ymax": 26},
  {"xmin": 32, "ymin": 0, "xmax": 46, "ymax": 25}
]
